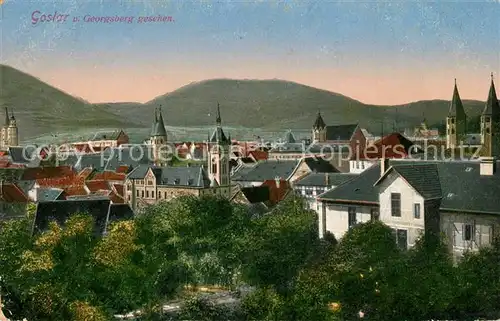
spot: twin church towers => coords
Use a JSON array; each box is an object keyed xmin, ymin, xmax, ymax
[{"xmin": 446, "ymin": 73, "xmax": 500, "ymax": 157}]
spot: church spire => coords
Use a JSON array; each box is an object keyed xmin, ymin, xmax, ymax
[
  {"xmin": 483, "ymin": 72, "xmax": 499, "ymax": 117},
  {"xmin": 4, "ymin": 107, "xmax": 9, "ymax": 126},
  {"xmin": 150, "ymin": 105, "xmax": 167, "ymax": 137},
  {"xmin": 216, "ymin": 102, "xmax": 221, "ymax": 126},
  {"xmin": 313, "ymin": 110, "xmax": 326, "ymax": 130},
  {"xmin": 449, "ymin": 78, "xmax": 466, "ymax": 119}
]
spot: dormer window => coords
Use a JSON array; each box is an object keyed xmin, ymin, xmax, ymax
[
  {"xmin": 465, "ymin": 167, "xmax": 472, "ymax": 172},
  {"xmin": 174, "ymin": 178, "xmax": 180, "ymax": 185},
  {"xmin": 187, "ymin": 178, "xmax": 194, "ymax": 185},
  {"xmin": 485, "ymin": 117, "xmax": 491, "ymax": 123},
  {"xmin": 451, "ymin": 118, "xmax": 455, "ymax": 124}
]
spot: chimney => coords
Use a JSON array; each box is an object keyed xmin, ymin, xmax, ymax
[
  {"xmin": 480, "ymin": 157, "xmax": 496, "ymax": 176},
  {"xmin": 380, "ymin": 158, "xmax": 390, "ymax": 177},
  {"xmin": 275, "ymin": 176, "xmax": 281, "ymax": 189},
  {"xmin": 325, "ymin": 173, "xmax": 329, "ymax": 186}
]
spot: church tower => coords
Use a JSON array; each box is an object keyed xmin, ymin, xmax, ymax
[
  {"xmin": 149, "ymin": 105, "xmax": 168, "ymax": 166},
  {"xmin": 207, "ymin": 103, "xmax": 231, "ymax": 194},
  {"xmin": 312, "ymin": 111, "xmax": 327, "ymax": 143},
  {"xmin": 480, "ymin": 73, "xmax": 500, "ymax": 157},
  {"xmin": 0, "ymin": 107, "xmax": 9, "ymax": 150},
  {"xmin": 7, "ymin": 109, "xmax": 19, "ymax": 147},
  {"xmin": 446, "ymin": 78, "xmax": 467, "ymax": 149}
]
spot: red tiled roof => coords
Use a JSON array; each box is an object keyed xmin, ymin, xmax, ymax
[
  {"xmin": 91, "ymin": 171, "xmax": 126, "ymax": 181},
  {"xmin": 37, "ymin": 176, "xmax": 84, "ymax": 187},
  {"xmin": 86, "ymin": 180, "xmax": 110, "ymax": 192},
  {"xmin": 249, "ymin": 150, "xmax": 268, "ymax": 161},
  {"xmin": 356, "ymin": 133, "xmax": 416, "ymax": 160},
  {"xmin": 22, "ymin": 166, "xmax": 75, "ymax": 180},
  {"xmin": 115, "ymin": 165, "xmax": 129, "ymax": 173},
  {"xmin": 261, "ymin": 179, "xmax": 290, "ymax": 205},
  {"xmin": 112, "ymin": 184, "xmax": 124, "ymax": 197},
  {"xmin": 77, "ymin": 167, "xmax": 95, "ymax": 180},
  {"xmin": 63, "ymin": 185, "xmax": 88, "ymax": 196},
  {"xmin": 109, "ymin": 191, "xmax": 125, "ymax": 204},
  {"xmin": 0, "ymin": 183, "xmax": 29, "ymax": 202}
]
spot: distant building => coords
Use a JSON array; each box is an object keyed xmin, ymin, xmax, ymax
[
  {"xmin": 311, "ymin": 112, "xmax": 367, "ymax": 150},
  {"xmin": 72, "ymin": 129, "xmax": 129, "ymax": 153},
  {"xmin": 0, "ymin": 107, "xmax": 19, "ymax": 150},
  {"xmin": 146, "ymin": 106, "xmax": 169, "ymax": 166},
  {"xmin": 446, "ymin": 74, "xmax": 500, "ymax": 157},
  {"xmin": 294, "ymin": 172, "xmax": 357, "ymax": 211},
  {"xmin": 349, "ymin": 132, "xmax": 422, "ymax": 174}
]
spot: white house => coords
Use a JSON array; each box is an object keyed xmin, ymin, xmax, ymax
[
  {"xmin": 318, "ymin": 157, "xmax": 500, "ymax": 260},
  {"xmin": 317, "ymin": 165, "xmax": 381, "ymax": 240}
]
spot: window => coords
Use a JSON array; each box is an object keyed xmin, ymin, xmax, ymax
[
  {"xmin": 464, "ymin": 224, "xmax": 474, "ymax": 241},
  {"xmin": 164, "ymin": 191, "xmax": 167, "ymax": 199},
  {"xmin": 451, "ymin": 128, "xmax": 455, "ymax": 134},
  {"xmin": 391, "ymin": 193, "xmax": 401, "ymax": 217},
  {"xmin": 158, "ymin": 191, "xmax": 161, "ymax": 198},
  {"xmin": 486, "ymin": 128, "xmax": 490, "ymax": 134},
  {"xmin": 370, "ymin": 208, "xmax": 379, "ymax": 221},
  {"xmin": 147, "ymin": 180, "xmax": 153, "ymax": 185},
  {"xmin": 392, "ymin": 229, "xmax": 408, "ymax": 250},
  {"xmin": 486, "ymin": 116, "xmax": 491, "ymax": 123},
  {"xmin": 413, "ymin": 203, "xmax": 421, "ymax": 219},
  {"xmin": 451, "ymin": 118, "xmax": 455, "ymax": 124},
  {"xmin": 146, "ymin": 190, "xmax": 149, "ymax": 198},
  {"xmin": 141, "ymin": 190, "xmax": 144, "ymax": 197},
  {"xmin": 136, "ymin": 190, "xmax": 139, "ymax": 196},
  {"xmin": 348, "ymin": 207, "xmax": 357, "ymax": 228}
]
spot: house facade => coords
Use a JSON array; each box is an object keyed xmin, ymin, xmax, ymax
[
  {"xmin": 318, "ymin": 157, "xmax": 500, "ymax": 260},
  {"xmin": 124, "ymin": 165, "xmax": 229, "ymax": 211},
  {"xmin": 311, "ymin": 112, "xmax": 367, "ymax": 151},
  {"xmin": 294, "ymin": 172, "xmax": 357, "ymax": 211}
]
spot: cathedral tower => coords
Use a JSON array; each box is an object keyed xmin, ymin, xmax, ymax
[
  {"xmin": 312, "ymin": 111, "xmax": 326, "ymax": 143},
  {"xmin": 446, "ymin": 78, "xmax": 467, "ymax": 149},
  {"xmin": 0, "ymin": 107, "xmax": 8, "ymax": 149},
  {"xmin": 207, "ymin": 103, "xmax": 231, "ymax": 193},
  {"xmin": 7, "ymin": 108, "xmax": 19, "ymax": 147},
  {"xmin": 481, "ymin": 73, "xmax": 500, "ymax": 157},
  {"xmin": 149, "ymin": 105, "xmax": 168, "ymax": 166}
]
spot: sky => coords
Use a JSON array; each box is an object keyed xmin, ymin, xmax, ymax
[{"xmin": 0, "ymin": 0, "xmax": 499, "ymax": 105}]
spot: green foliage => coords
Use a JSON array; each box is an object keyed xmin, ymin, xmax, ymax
[
  {"xmin": 178, "ymin": 295, "xmax": 234, "ymax": 321},
  {"xmin": 0, "ymin": 214, "xmax": 182, "ymax": 320},
  {"xmin": 240, "ymin": 287, "xmax": 287, "ymax": 321},
  {"xmin": 239, "ymin": 195, "xmax": 320, "ymax": 292}
]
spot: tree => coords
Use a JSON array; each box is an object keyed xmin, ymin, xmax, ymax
[
  {"xmin": 452, "ymin": 237, "xmax": 500, "ymax": 320},
  {"xmin": 240, "ymin": 195, "xmax": 320, "ymax": 292},
  {"xmin": 142, "ymin": 195, "xmax": 252, "ymax": 287},
  {"xmin": 0, "ymin": 214, "xmax": 182, "ymax": 320}
]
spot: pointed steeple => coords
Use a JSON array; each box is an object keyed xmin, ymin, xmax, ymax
[
  {"xmin": 216, "ymin": 102, "xmax": 221, "ymax": 126},
  {"xmin": 313, "ymin": 110, "xmax": 326, "ymax": 130},
  {"xmin": 150, "ymin": 105, "xmax": 167, "ymax": 137},
  {"xmin": 209, "ymin": 102, "xmax": 228, "ymax": 144},
  {"xmin": 4, "ymin": 107, "xmax": 9, "ymax": 126},
  {"xmin": 482, "ymin": 72, "xmax": 499, "ymax": 118},
  {"xmin": 448, "ymin": 78, "xmax": 466, "ymax": 118}
]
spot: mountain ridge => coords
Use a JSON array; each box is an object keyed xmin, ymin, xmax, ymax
[{"xmin": 1, "ymin": 64, "xmax": 487, "ymax": 139}]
